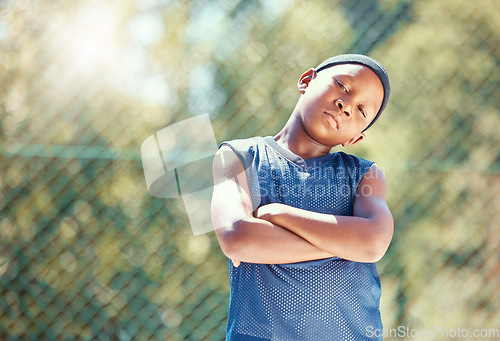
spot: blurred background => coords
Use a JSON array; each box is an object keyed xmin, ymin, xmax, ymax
[{"xmin": 1, "ymin": 0, "xmax": 499, "ymax": 339}]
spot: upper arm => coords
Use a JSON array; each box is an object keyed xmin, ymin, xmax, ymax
[
  {"xmin": 211, "ymin": 145, "xmax": 253, "ymax": 246},
  {"xmin": 353, "ymin": 165, "xmax": 394, "ymax": 248}
]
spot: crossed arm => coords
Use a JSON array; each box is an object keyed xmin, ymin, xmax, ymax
[{"xmin": 211, "ymin": 145, "xmax": 394, "ymax": 265}]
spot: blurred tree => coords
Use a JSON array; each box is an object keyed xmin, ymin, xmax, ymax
[
  {"xmin": 0, "ymin": 0, "xmax": 499, "ymax": 339},
  {"xmin": 340, "ymin": 0, "xmax": 412, "ymax": 54}
]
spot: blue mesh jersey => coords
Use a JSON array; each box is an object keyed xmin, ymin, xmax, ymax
[{"xmin": 220, "ymin": 136, "xmax": 383, "ymax": 341}]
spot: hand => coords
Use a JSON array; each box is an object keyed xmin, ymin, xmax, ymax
[{"xmin": 231, "ymin": 259, "xmax": 241, "ymax": 267}]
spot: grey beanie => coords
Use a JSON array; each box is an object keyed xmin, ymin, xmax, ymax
[{"xmin": 316, "ymin": 54, "xmax": 390, "ymax": 131}]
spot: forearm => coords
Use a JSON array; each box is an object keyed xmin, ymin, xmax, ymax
[
  {"xmin": 258, "ymin": 203, "xmax": 393, "ymax": 262},
  {"xmin": 215, "ymin": 216, "xmax": 335, "ymax": 264}
]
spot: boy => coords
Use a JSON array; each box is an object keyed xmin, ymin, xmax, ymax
[{"xmin": 211, "ymin": 54, "xmax": 394, "ymax": 340}]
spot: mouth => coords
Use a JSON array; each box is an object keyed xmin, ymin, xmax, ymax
[{"xmin": 323, "ymin": 111, "xmax": 340, "ymax": 129}]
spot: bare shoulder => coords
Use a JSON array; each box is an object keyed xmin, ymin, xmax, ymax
[
  {"xmin": 364, "ymin": 164, "xmax": 386, "ymax": 180},
  {"xmin": 212, "ymin": 144, "xmax": 251, "ymax": 204},
  {"xmin": 213, "ymin": 144, "xmax": 246, "ymax": 180},
  {"xmin": 356, "ymin": 164, "xmax": 388, "ymax": 200}
]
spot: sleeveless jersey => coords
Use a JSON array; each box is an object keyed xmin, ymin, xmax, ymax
[{"xmin": 221, "ymin": 136, "xmax": 383, "ymax": 341}]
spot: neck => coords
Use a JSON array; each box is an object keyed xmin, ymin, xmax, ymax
[{"xmin": 274, "ymin": 105, "xmax": 332, "ymax": 160}]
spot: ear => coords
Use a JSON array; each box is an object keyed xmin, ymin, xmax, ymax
[
  {"xmin": 342, "ymin": 133, "xmax": 365, "ymax": 147},
  {"xmin": 297, "ymin": 68, "xmax": 317, "ymax": 94}
]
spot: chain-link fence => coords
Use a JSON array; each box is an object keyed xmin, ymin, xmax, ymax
[{"xmin": 1, "ymin": 0, "xmax": 499, "ymax": 340}]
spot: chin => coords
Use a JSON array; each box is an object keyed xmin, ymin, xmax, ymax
[
  {"xmin": 303, "ymin": 120, "xmax": 343, "ymax": 148},
  {"xmin": 310, "ymin": 133, "xmax": 342, "ymax": 149}
]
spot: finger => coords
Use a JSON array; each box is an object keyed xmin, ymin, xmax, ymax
[{"xmin": 253, "ymin": 208, "xmax": 259, "ymax": 218}]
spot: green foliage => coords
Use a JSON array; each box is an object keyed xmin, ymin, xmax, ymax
[{"xmin": 1, "ymin": 0, "xmax": 499, "ymax": 339}]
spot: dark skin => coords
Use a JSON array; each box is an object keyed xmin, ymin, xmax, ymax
[
  {"xmin": 275, "ymin": 64, "xmax": 384, "ymax": 159},
  {"xmin": 212, "ymin": 64, "xmax": 393, "ymax": 266}
]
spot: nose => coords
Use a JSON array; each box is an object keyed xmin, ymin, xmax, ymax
[{"xmin": 335, "ymin": 99, "xmax": 351, "ymax": 117}]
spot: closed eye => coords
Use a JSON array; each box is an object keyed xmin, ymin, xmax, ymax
[
  {"xmin": 335, "ymin": 80, "xmax": 348, "ymax": 93},
  {"xmin": 358, "ymin": 106, "xmax": 366, "ymax": 118}
]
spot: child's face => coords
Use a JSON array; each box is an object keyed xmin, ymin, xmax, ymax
[{"xmin": 297, "ymin": 63, "xmax": 384, "ymax": 147}]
